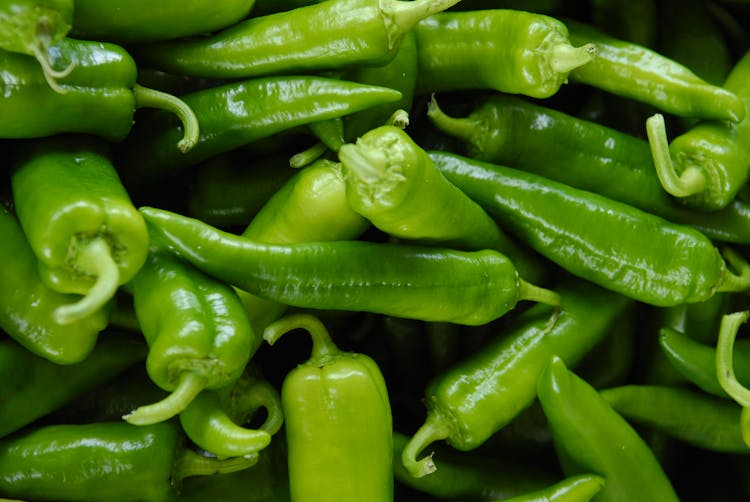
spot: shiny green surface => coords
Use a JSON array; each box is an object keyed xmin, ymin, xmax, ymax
[{"xmin": 0, "ymin": 0, "xmax": 72, "ymax": 53}]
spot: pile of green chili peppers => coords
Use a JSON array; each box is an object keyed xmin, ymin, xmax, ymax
[{"xmin": 6, "ymin": 0, "xmax": 750, "ymax": 500}]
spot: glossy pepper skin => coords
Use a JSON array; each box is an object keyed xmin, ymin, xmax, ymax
[
  {"xmin": 426, "ymin": 94, "xmax": 750, "ymax": 244},
  {"xmin": 401, "ymin": 279, "xmax": 630, "ymax": 477},
  {"xmin": 140, "ymin": 206, "xmax": 560, "ymax": 326},
  {"xmin": 116, "ymin": 76, "xmax": 403, "ymax": 187},
  {"xmin": 72, "ymin": 0, "xmax": 256, "ymax": 44},
  {"xmin": 0, "ymin": 206, "xmax": 108, "ymax": 364},
  {"xmin": 0, "ymin": 332, "xmax": 146, "ymax": 438},
  {"xmin": 0, "ymin": 0, "xmax": 73, "ymax": 92},
  {"xmin": 264, "ymin": 314, "xmax": 393, "ymax": 502},
  {"xmin": 413, "ymin": 10, "xmax": 596, "ymax": 98},
  {"xmin": 0, "ymin": 38, "xmax": 198, "ymax": 147},
  {"xmin": 0, "ymin": 420, "xmax": 255, "ymax": 502},
  {"xmin": 430, "ymin": 151, "xmax": 750, "ymax": 307},
  {"xmin": 11, "ymin": 136, "xmax": 149, "ymax": 324},
  {"xmin": 126, "ymin": 249, "xmax": 255, "ymax": 425},
  {"xmin": 537, "ymin": 357, "xmax": 679, "ymax": 501},
  {"xmin": 566, "ymin": 19, "xmax": 744, "ymax": 122},
  {"xmin": 647, "ymin": 49, "xmax": 750, "ymax": 211},
  {"xmin": 132, "ymin": 0, "xmax": 461, "ymax": 79}
]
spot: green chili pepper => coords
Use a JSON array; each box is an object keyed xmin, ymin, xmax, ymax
[
  {"xmin": 264, "ymin": 313, "xmax": 393, "ymax": 502},
  {"xmin": 116, "ymin": 75, "xmax": 403, "ymax": 188},
  {"xmin": 537, "ymin": 356, "xmax": 680, "ymax": 501},
  {"xmin": 0, "ymin": 206, "xmax": 108, "ymax": 364},
  {"xmin": 0, "ymin": 38, "xmax": 199, "ymax": 149},
  {"xmin": 426, "ymin": 94, "xmax": 750, "ymax": 244},
  {"xmin": 498, "ymin": 474, "xmax": 605, "ymax": 502},
  {"xmin": 0, "ymin": 421, "xmax": 256, "ymax": 502},
  {"xmin": 646, "ymin": 49, "xmax": 750, "ymax": 211},
  {"xmin": 0, "ymin": 0, "xmax": 73, "ymax": 93},
  {"xmin": 71, "ymin": 0, "xmax": 256, "ymax": 44},
  {"xmin": 140, "ymin": 206, "xmax": 561, "ymax": 326},
  {"xmin": 401, "ymin": 279, "xmax": 631, "ymax": 477},
  {"xmin": 126, "ymin": 249, "xmax": 255, "ymax": 425},
  {"xmin": 236, "ymin": 158, "xmax": 370, "ymax": 331},
  {"xmin": 11, "ymin": 136, "xmax": 149, "ymax": 325},
  {"xmin": 338, "ymin": 124, "xmax": 544, "ymax": 282},
  {"xmin": 413, "ymin": 10, "xmax": 596, "ymax": 98},
  {"xmin": 430, "ymin": 151, "xmax": 750, "ymax": 307},
  {"xmin": 179, "ymin": 366, "xmax": 281, "ymax": 459},
  {"xmin": 565, "ymin": 18, "xmax": 745, "ymax": 122},
  {"xmin": 660, "ymin": 326, "xmax": 750, "ymax": 398},
  {"xmin": 0, "ymin": 331, "xmax": 146, "ymax": 438},
  {"xmin": 131, "ymin": 0, "xmax": 460, "ymax": 79},
  {"xmin": 186, "ymin": 153, "xmax": 295, "ymax": 228},
  {"xmin": 392, "ymin": 431, "xmax": 559, "ymax": 500},
  {"xmin": 601, "ymin": 384, "xmax": 750, "ymax": 454}
]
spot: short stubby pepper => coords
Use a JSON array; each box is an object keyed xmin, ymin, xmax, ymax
[
  {"xmin": 126, "ymin": 248, "xmax": 256, "ymax": 425},
  {"xmin": 11, "ymin": 136, "xmax": 149, "ymax": 325},
  {"xmin": 139, "ymin": 206, "xmax": 561, "ymax": 326},
  {"xmin": 0, "ymin": 206, "xmax": 109, "ymax": 364},
  {"xmin": 263, "ymin": 313, "xmax": 393, "ymax": 502},
  {"xmin": 131, "ymin": 0, "xmax": 461, "ymax": 79},
  {"xmin": 0, "ymin": 0, "xmax": 73, "ymax": 93},
  {"xmin": 0, "ymin": 420, "xmax": 257, "ymax": 502},
  {"xmin": 413, "ymin": 9, "xmax": 597, "ymax": 98},
  {"xmin": 0, "ymin": 37, "xmax": 199, "ymax": 150},
  {"xmin": 71, "ymin": 0, "xmax": 257, "ymax": 44}
]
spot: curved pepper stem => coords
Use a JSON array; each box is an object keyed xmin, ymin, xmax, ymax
[
  {"xmin": 549, "ymin": 42, "xmax": 597, "ymax": 74},
  {"xmin": 715, "ymin": 247, "xmax": 750, "ymax": 294},
  {"xmin": 263, "ymin": 313, "xmax": 339, "ymax": 366},
  {"xmin": 401, "ymin": 411, "xmax": 452, "ymax": 478},
  {"xmin": 124, "ymin": 372, "xmax": 207, "ymax": 425},
  {"xmin": 32, "ymin": 41, "xmax": 75, "ymax": 95},
  {"xmin": 646, "ymin": 113, "xmax": 707, "ymax": 198},
  {"xmin": 715, "ymin": 310, "xmax": 750, "ymax": 446},
  {"xmin": 425, "ymin": 96, "xmax": 477, "ymax": 143},
  {"xmin": 175, "ymin": 448, "xmax": 259, "ymax": 481},
  {"xmin": 53, "ymin": 237, "xmax": 119, "ymax": 325},
  {"xmin": 133, "ymin": 84, "xmax": 200, "ymax": 153},
  {"xmin": 232, "ymin": 378, "xmax": 285, "ymax": 436},
  {"xmin": 289, "ymin": 142, "xmax": 328, "ymax": 169}
]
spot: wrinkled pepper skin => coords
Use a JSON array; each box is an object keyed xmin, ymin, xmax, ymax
[
  {"xmin": 0, "ymin": 421, "xmax": 182, "ymax": 502},
  {"xmin": 0, "ymin": 38, "xmax": 137, "ymax": 141},
  {"xmin": 12, "ymin": 136, "xmax": 149, "ymax": 296},
  {"xmin": 72, "ymin": 0, "xmax": 256, "ymax": 44},
  {"xmin": 265, "ymin": 314, "xmax": 393, "ymax": 502},
  {"xmin": 0, "ymin": 206, "xmax": 108, "ymax": 364},
  {"xmin": 0, "ymin": 332, "xmax": 146, "ymax": 438}
]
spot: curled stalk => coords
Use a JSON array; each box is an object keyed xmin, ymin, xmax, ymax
[
  {"xmin": 716, "ymin": 310, "xmax": 750, "ymax": 446},
  {"xmin": 32, "ymin": 37, "xmax": 75, "ymax": 94},
  {"xmin": 400, "ymin": 411, "xmax": 452, "ymax": 478},
  {"xmin": 646, "ymin": 113, "xmax": 707, "ymax": 198},
  {"xmin": 53, "ymin": 237, "xmax": 119, "ymax": 325},
  {"xmin": 133, "ymin": 84, "xmax": 200, "ymax": 153},
  {"xmin": 124, "ymin": 372, "xmax": 207, "ymax": 425},
  {"xmin": 549, "ymin": 42, "xmax": 598, "ymax": 74}
]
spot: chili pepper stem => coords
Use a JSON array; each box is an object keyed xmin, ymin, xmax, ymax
[
  {"xmin": 716, "ymin": 311, "xmax": 750, "ymax": 446},
  {"xmin": 426, "ymin": 96, "xmax": 476, "ymax": 143},
  {"xmin": 383, "ymin": 0, "xmax": 464, "ymax": 48},
  {"xmin": 715, "ymin": 247, "xmax": 750, "ymax": 293},
  {"xmin": 175, "ymin": 448, "xmax": 259, "ymax": 480},
  {"xmin": 124, "ymin": 372, "xmax": 207, "ymax": 425},
  {"xmin": 646, "ymin": 113, "xmax": 708, "ymax": 198},
  {"xmin": 549, "ymin": 42, "xmax": 598, "ymax": 74},
  {"xmin": 32, "ymin": 42, "xmax": 75, "ymax": 95},
  {"xmin": 388, "ymin": 109, "xmax": 410, "ymax": 129},
  {"xmin": 263, "ymin": 313, "xmax": 339, "ymax": 366},
  {"xmin": 53, "ymin": 237, "xmax": 119, "ymax": 325},
  {"xmin": 132, "ymin": 84, "xmax": 200, "ymax": 154},
  {"xmin": 518, "ymin": 278, "xmax": 562, "ymax": 308},
  {"xmin": 233, "ymin": 380, "xmax": 285, "ymax": 436},
  {"xmin": 290, "ymin": 142, "xmax": 328, "ymax": 169},
  {"xmin": 401, "ymin": 410, "xmax": 452, "ymax": 478}
]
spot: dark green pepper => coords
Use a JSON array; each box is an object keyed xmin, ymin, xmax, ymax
[
  {"xmin": 0, "ymin": 206, "xmax": 108, "ymax": 364},
  {"xmin": 264, "ymin": 313, "xmax": 393, "ymax": 502},
  {"xmin": 0, "ymin": 38, "xmax": 198, "ymax": 148},
  {"xmin": 0, "ymin": 331, "xmax": 146, "ymax": 438},
  {"xmin": 72, "ymin": 0, "xmax": 257, "ymax": 44},
  {"xmin": 0, "ymin": 421, "xmax": 256, "ymax": 502},
  {"xmin": 140, "ymin": 206, "xmax": 561, "ymax": 326},
  {"xmin": 0, "ymin": 0, "xmax": 73, "ymax": 93},
  {"xmin": 11, "ymin": 136, "xmax": 149, "ymax": 324},
  {"xmin": 131, "ymin": 0, "xmax": 460, "ymax": 79},
  {"xmin": 126, "ymin": 249, "xmax": 255, "ymax": 425}
]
